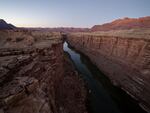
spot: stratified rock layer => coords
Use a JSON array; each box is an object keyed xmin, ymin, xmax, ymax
[
  {"xmin": 67, "ymin": 30, "xmax": 150, "ymax": 112},
  {"xmin": 0, "ymin": 30, "xmax": 87, "ymax": 113}
]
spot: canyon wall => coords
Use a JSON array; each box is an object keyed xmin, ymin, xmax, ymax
[
  {"xmin": 67, "ymin": 30, "xmax": 150, "ymax": 112},
  {"xmin": 0, "ymin": 30, "xmax": 87, "ymax": 113}
]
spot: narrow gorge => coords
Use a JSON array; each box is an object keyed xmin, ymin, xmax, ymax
[
  {"xmin": 67, "ymin": 29, "xmax": 150, "ymax": 113},
  {"xmin": 0, "ymin": 0, "xmax": 150, "ymax": 112},
  {"xmin": 0, "ymin": 28, "xmax": 150, "ymax": 113}
]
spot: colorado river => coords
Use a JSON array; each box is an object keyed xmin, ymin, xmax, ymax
[{"xmin": 63, "ymin": 41, "xmax": 146, "ymax": 113}]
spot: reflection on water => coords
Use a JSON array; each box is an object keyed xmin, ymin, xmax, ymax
[{"xmin": 63, "ymin": 41, "xmax": 146, "ymax": 113}]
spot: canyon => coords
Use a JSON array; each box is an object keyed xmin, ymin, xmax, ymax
[
  {"xmin": 0, "ymin": 17, "xmax": 150, "ymax": 113},
  {"xmin": 67, "ymin": 29, "xmax": 150, "ymax": 113}
]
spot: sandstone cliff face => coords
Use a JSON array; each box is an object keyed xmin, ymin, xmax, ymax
[
  {"xmin": 67, "ymin": 30, "xmax": 150, "ymax": 112},
  {"xmin": 0, "ymin": 30, "xmax": 87, "ymax": 113}
]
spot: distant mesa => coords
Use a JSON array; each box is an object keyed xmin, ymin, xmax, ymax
[
  {"xmin": 0, "ymin": 19, "xmax": 16, "ymax": 29},
  {"xmin": 91, "ymin": 16, "xmax": 150, "ymax": 31}
]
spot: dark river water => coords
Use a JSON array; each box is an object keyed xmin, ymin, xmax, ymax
[{"xmin": 63, "ymin": 41, "xmax": 146, "ymax": 113}]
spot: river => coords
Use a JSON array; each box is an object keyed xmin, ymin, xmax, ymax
[{"xmin": 63, "ymin": 41, "xmax": 146, "ymax": 113}]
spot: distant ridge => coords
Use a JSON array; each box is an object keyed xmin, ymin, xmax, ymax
[
  {"xmin": 1, "ymin": 17, "xmax": 150, "ymax": 31},
  {"xmin": 21, "ymin": 27, "xmax": 90, "ymax": 33},
  {"xmin": 91, "ymin": 16, "xmax": 150, "ymax": 31},
  {"xmin": 0, "ymin": 19, "xmax": 16, "ymax": 29}
]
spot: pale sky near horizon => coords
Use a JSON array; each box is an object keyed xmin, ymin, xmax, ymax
[{"xmin": 0, "ymin": 0, "xmax": 150, "ymax": 28}]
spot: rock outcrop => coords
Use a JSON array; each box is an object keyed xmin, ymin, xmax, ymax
[
  {"xmin": 67, "ymin": 29, "xmax": 150, "ymax": 112},
  {"xmin": 91, "ymin": 16, "xmax": 150, "ymax": 31},
  {"xmin": 0, "ymin": 30, "xmax": 87, "ymax": 113},
  {"xmin": 0, "ymin": 19, "xmax": 15, "ymax": 30}
]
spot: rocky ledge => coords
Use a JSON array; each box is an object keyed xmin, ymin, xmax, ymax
[{"xmin": 0, "ymin": 30, "xmax": 87, "ymax": 113}]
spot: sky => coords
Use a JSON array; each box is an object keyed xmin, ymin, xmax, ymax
[{"xmin": 0, "ymin": 0, "xmax": 150, "ymax": 28}]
